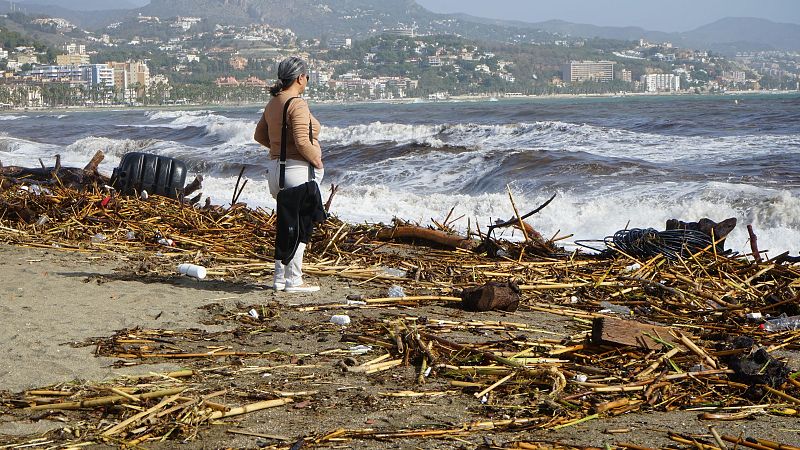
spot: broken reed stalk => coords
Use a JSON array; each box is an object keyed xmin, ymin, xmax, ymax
[
  {"xmin": 506, "ymin": 185, "xmax": 529, "ymax": 242},
  {"xmin": 27, "ymin": 387, "xmax": 186, "ymax": 411},
  {"xmin": 207, "ymin": 398, "xmax": 293, "ymax": 419}
]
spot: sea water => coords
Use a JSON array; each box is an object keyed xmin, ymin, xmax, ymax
[{"xmin": 1, "ymin": 94, "xmax": 798, "ymax": 254}]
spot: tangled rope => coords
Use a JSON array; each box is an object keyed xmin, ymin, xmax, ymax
[{"xmin": 604, "ymin": 228, "xmax": 715, "ymax": 261}]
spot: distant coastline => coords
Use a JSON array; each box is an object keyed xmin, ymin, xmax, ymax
[{"xmin": 1, "ymin": 89, "xmax": 798, "ymax": 114}]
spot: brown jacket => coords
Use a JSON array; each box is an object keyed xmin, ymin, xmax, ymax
[{"xmin": 254, "ymin": 91, "xmax": 322, "ymax": 166}]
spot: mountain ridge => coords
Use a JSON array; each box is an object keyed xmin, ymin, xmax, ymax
[
  {"xmin": 18, "ymin": 0, "xmax": 140, "ymax": 11},
  {"xmin": 2, "ymin": 0, "xmax": 798, "ymax": 52}
]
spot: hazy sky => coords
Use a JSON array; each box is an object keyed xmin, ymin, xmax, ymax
[{"xmin": 416, "ymin": 0, "xmax": 800, "ymax": 32}]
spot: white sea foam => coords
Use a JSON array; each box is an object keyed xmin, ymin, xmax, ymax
[
  {"xmin": 145, "ymin": 110, "xmax": 215, "ymax": 121},
  {"xmin": 322, "ymin": 121, "xmax": 800, "ymax": 164},
  {"xmin": 142, "ymin": 109, "xmax": 256, "ymax": 145},
  {"xmin": 0, "ymin": 115, "xmax": 27, "ymax": 121},
  {"xmin": 199, "ymin": 174, "xmax": 800, "ymax": 255}
]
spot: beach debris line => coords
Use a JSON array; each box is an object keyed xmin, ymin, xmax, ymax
[{"xmin": 1, "ymin": 161, "xmax": 800, "ymax": 447}]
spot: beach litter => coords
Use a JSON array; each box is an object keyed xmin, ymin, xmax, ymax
[{"xmin": 1, "ymin": 154, "xmax": 799, "ymax": 449}]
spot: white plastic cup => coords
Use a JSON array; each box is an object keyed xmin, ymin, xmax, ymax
[{"xmin": 177, "ymin": 263, "xmax": 206, "ymax": 280}]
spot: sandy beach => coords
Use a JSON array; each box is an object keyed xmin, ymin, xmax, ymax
[{"xmin": 2, "ymin": 242, "xmax": 799, "ymax": 449}]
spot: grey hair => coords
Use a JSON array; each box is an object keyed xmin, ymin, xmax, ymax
[{"xmin": 269, "ymin": 56, "xmax": 308, "ymax": 96}]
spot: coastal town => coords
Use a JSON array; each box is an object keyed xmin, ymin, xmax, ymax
[{"xmin": 1, "ymin": 10, "xmax": 799, "ymax": 108}]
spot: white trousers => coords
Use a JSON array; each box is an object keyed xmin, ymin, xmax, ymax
[{"xmin": 268, "ymin": 158, "xmax": 324, "ymax": 287}]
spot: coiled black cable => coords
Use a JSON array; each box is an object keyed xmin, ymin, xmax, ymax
[{"xmin": 603, "ymin": 228, "xmax": 715, "ymax": 261}]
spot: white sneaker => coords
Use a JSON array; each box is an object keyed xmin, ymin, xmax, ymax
[
  {"xmin": 284, "ymin": 283, "xmax": 320, "ymax": 293},
  {"xmin": 273, "ymin": 281, "xmax": 286, "ymax": 291}
]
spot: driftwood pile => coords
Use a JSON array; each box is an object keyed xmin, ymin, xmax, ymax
[{"xmin": 1, "ymin": 155, "xmax": 800, "ymax": 449}]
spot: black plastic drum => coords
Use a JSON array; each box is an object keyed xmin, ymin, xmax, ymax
[{"xmin": 111, "ymin": 152, "xmax": 187, "ymax": 199}]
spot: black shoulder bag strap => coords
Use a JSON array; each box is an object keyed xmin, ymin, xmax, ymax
[{"xmin": 279, "ymin": 97, "xmax": 315, "ymax": 190}]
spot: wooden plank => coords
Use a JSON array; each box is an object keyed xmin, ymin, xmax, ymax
[{"xmin": 591, "ymin": 317, "xmax": 685, "ymax": 351}]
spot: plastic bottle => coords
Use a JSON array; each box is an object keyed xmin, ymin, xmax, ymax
[
  {"xmin": 761, "ymin": 315, "xmax": 800, "ymax": 332},
  {"xmin": 177, "ymin": 263, "xmax": 207, "ymax": 280}
]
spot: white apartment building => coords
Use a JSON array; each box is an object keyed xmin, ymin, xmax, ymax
[
  {"xmin": 562, "ymin": 61, "xmax": 615, "ymax": 82},
  {"xmin": 26, "ymin": 64, "xmax": 113, "ymax": 88},
  {"xmin": 0, "ymin": 48, "xmax": 8, "ymax": 61},
  {"xmin": 723, "ymin": 71, "xmax": 746, "ymax": 83},
  {"xmin": 641, "ymin": 73, "xmax": 681, "ymax": 92},
  {"xmin": 63, "ymin": 42, "xmax": 86, "ymax": 55}
]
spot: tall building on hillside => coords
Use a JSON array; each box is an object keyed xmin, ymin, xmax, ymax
[
  {"xmin": 562, "ymin": 61, "xmax": 615, "ymax": 82},
  {"xmin": 641, "ymin": 73, "xmax": 681, "ymax": 92},
  {"xmin": 81, "ymin": 64, "xmax": 114, "ymax": 88},
  {"xmin": 621, "ymin": 69, "xmax": 632, "ymax": 83},
  {"xmin": 111, "ymin": 61, "xmax": 151, "ymax": 100},
  {"xmin": 63, "ymin": 42, "xmax": 86, "ymax": 55}
]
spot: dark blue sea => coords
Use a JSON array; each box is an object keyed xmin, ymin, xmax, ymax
[{"xmin": 1, "ymin": 93, "xmax": 799, "ymax": 253}]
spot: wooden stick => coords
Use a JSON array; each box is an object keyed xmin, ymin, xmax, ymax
[
  {"xmin": 721, "ymin": 435, "xmax": 775, "ymax": 450},
  {"xmin": 208, "ymin": 398, "xmax": 293, "ymax": 420},
  {"xmin": 762, "ymin": 385, "xmax": 800, "ymax": 405},
  {"xmin": 709, "ymin": 426, "xmax": 729, "ymax": 450},
  {"xmin": 506, "ymin": 185, "xmax": 529, "ymax": 242},
  {"xmin": 748, "ymin": 224, "xmax": 762, "ymax": 263},
  {"xmin": 679, "ymin": 333, "xmax": 717, "ymax": 369},
  {"xmin": 226, "ymin": 429, "xmax": 291, "ymax": 442},
  {"xmin": 474, "ymin": 372, "xmax": 515, "ymax": 399},
  {"xmin": 108, "ymin": 388, "xmax": 141, "ymax": 403},
  {"xmin": 636, "ymin": 347, "xmax": 682, "ymax": 379}
]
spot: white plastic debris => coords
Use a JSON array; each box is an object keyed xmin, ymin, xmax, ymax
[
  {"xmin": 346, "ymin": 300, "xmax": 367, "ymax": 306},
  {"xmin": 570, "ymin": 295, "xmax": 579, "ymax": 304},
  {"xmin": 36, "ymin": 215, "xmax": 50, "ymax": 226},
  {"xmin": 746, "ymin": 312, "xmax": 763, "ymax": 320},
  {"xmin": 91, "ymin": 233, "xmax": 107, "ymax": 243},
  {"xmin": 140, "ymin": 190, "xmax": 149, "ymax": 200},
  {"xmin": 424, "ymin": 367, "xmax": 432, "ymax": 377},
  {"xmin": 574, "ymin": 374, "xmax": 588, "ymax": 383},
  {"xmin": 125, "ymin": 230, "xmax": 137, "ymax": 241},
  {"xmin": 248, "ymin": 308, "xmax": 259, "ymax": 319},
  {"xmin": 330, "ymin": 314, "xmax": 351, "ymax": 326},
  {"xmin": 387, "ymin": 285, "xmax": 405, "ymax": 298},
  {"xmin": 624, "ymin": 263, "xmax": 642, "ymax": 273},
  {"xmin": 177, "ymin": 263, "xmax": 207, "ymax": 280},
  {"xmin": 348, "ymin": 345, "xmax": 372, "ymax": 355},
  {"xmin": 158, "ymin": 237, "xmax": 174, "ymax": 247}
]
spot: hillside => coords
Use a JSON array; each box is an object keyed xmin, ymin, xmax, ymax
[
  {"xmin": 1, "ymin": 1, "xmax": 129, "ymax": 28},
  {"xmin": 3, "ymin": 0, "xmax": 799, "ymax": 52},
  {"xmin": 139, "ymin": 0, "xmax": 430, "ymax": 36},
  {"xmin": 680, "ymin": 17, "xmax": 800, "ymax": 52},
  {"xmin": 19, "ymin": 0, "xmax": 141, "ymax": 11}
]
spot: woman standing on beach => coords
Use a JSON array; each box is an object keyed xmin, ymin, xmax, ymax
[{"xmin": 254, "ymin": 56, "xmax": 324, "ymax": 293}]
